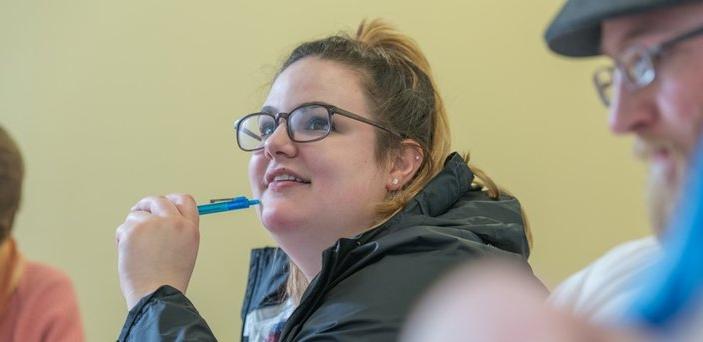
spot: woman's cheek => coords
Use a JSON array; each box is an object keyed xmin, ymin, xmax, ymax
[{"xmin": 248, "ymin": 154, "xmax": 266, "ymax": 196}]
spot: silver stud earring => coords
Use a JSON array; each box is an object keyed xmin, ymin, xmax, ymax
[
  {"xmin": 415, "ymin": 155, "xmax": 420, "ymax": 160},
  {"xmin": 392, "ymin": 178, "xmax": 399, "ymax": 185}
]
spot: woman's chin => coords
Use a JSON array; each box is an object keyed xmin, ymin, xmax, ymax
[{"xmin": 261, "ymin": 206, "xmax": 305, "ymax": 235}]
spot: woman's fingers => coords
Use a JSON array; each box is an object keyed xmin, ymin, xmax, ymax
[
  {"xmin": 165, "ymin": 193, "xmax": 199, "ymax": 223},
  {"xmin": 130, "ymin": 195, "xmax": 181, "ymax": 217}
]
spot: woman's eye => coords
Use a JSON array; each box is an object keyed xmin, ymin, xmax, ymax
[
  {"xmin": 260, "ymin": 122, "xmax": 276, "ymax": 137},
  {"xmin": 304, "ymin": 117, "xmax": 330, "ymax": 131}
]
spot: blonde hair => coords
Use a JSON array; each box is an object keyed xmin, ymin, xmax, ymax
[{"xmin": 278, "ymin": 19, "xmax": 528, "ymax": 303}]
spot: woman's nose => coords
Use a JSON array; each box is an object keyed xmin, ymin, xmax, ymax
[{"xmin": 263, "ymin": 121, "xmax": 297, "ymax": 159}]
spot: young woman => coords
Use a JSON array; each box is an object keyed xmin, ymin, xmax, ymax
[
  {"xmin": 0, "ymin": 126, "xmax": 84, "ymax": 341},
  {"xmin": 116, "ymin": 19, "xmax": 535, "ymax": 341}
]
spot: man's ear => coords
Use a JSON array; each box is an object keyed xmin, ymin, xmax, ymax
[{"xmin": 386, "ymin": 140, "xmax": 424, "ymax": 191}]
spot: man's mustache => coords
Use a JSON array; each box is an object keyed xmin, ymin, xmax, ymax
[{"xmin": 633, "ymin": 138, "xmax": 681, "ymax": 161}]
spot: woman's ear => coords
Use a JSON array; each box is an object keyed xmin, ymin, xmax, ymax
[{"xmin": 386, "ymin": 140, "xmax": 424, "ymax": 191}]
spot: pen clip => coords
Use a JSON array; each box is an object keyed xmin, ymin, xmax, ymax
[
  {"xmin": 209, "ymin": 196, "xmax": 248, "ymax": 204},
  {"xmin": 209, "ymin": 198, "xmax": 234, "ymax": 203}
]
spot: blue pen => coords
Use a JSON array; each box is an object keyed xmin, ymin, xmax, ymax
[{"xmin": 197, "ymin": 196, "xmax": 260, "ymax": 215}]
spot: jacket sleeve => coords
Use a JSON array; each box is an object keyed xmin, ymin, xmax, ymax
[{"xmin": 117, "ymin": 285, "xmax": 216, "ymax": 342}]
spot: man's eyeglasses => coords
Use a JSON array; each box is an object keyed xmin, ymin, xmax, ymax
[
  {"xmin": 234, "ymin": 102, "xmax": 400, "ymax": 152},
  {"xmin": 593, "ymin": 24, "xmax": 703, "ymax": 107}
]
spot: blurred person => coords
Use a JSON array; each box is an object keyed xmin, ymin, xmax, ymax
[
  {"xmin": 403, "ymin": 0, "xmax": 703, "ymax": 341},
  {"xmin": 402, "ymin": 136, "xmax": 703, "ymax": 342},
  {"xmin": 0, "ymin": 126, "xmax": 84, "ymax": 341},
  {"xmin": 402, "ymin": 261, "xmax": 637, "ymax": 342},
  {"xmin": 115, "ymin": 20, "xmax": 537, "ymax": 341},
  {"xmin": 545, "ymin": 0, "xmax": 703, "ymax": 325}
]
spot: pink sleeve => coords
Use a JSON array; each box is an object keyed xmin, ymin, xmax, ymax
[{"xmin": 14, "ymin": 263, "xmax": 85, "ymax": 342}]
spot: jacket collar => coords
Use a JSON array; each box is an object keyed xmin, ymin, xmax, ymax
[{"xmin": 404, "ymin": 152, "xmax": 474, "ymax": 217}]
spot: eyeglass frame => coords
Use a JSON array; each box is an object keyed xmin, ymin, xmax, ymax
[
  {"xmin": 593, "ymin": 24, "xmax": 703, "ymax": 107},
  {"xmin": 234, "ymin": 101, "xmax": 403, "ymax": 152}
]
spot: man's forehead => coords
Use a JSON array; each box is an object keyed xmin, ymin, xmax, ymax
[
  {"xmin": 601, "ymin": 3, "xmax": 703, "ymax": 57},
  {"xmin": 602, "ymin": 13, "xmax": 676, "ymax": 56}
]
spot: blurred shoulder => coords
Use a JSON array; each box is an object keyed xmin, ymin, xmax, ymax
[
  {"xmin": 23, "ymin": 261, "xmax": 74, "ymax": 284},
  {"xmin": 19, "ymin": 261, "xmax": 78, "ymax": 297},
  {"xmin": 550, "ymin": 236, "xmax": 662, "ymax": 321}
]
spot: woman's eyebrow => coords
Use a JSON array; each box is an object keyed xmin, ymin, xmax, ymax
[{"xmin": 260, "ymin": 105, "xmax": 277, "ymax": 114}]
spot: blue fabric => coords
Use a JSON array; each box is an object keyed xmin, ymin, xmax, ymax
[{"xmin": 627, "ymin": 136, "xmax": 703, "ymax": 329}]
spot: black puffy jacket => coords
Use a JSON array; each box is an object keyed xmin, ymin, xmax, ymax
[{"xmin": 118, "ymin": 153, "xmax": 536, "ymax": 341}]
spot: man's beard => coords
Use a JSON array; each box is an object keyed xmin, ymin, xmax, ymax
[{"xmin": 634, "ymin": 138, "xmax": 688, "ymax": 234}]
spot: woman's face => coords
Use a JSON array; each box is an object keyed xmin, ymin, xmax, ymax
[{"xmin": 249, "ymin": 57, "xmax": 390, "ymax": 240}]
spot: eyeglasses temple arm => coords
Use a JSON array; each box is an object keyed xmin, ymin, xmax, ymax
[
  {"xmin": 660, "ymin": 25, "xmax": 703, "ymax": 52},
  {"xmin": 240, "ymin": 127, "xmax": 262, "ymax": 141},
  {"xmin": 332, "ymin": 107, "xmax": 404, "ymax": 138}
]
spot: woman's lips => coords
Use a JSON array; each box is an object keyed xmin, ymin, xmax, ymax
[{"xmin": 267, "ymin": 179, "xmax": 310, "ymax": 191}]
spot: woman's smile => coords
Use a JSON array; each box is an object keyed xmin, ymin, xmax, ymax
[{"xmin": 265, "ymin": 167, "xmax": 312, "ymax": 191}]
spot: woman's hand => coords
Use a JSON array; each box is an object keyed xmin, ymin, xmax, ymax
[{"xmin": 116, "ymin": 194, "xmax": 200, "ymax": 310}]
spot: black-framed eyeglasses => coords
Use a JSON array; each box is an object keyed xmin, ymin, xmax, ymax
[
  {"xmin": 234, "ymin": 102, "xmax": 401, "ymax": 152},
  {"xmin": 593, "ymin": 24, "xmax": 703, "ymax": 107}
]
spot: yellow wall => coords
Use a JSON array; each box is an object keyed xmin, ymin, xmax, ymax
[{"xmin": 1, "ymin": 1, "xmax": 650, "ymax": 340}]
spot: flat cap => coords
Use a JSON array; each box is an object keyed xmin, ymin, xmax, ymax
[{"xmin": 545, "ymin": 0, "xmax": 702, "ymax": 57}]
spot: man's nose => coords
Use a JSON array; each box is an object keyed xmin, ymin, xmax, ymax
[{"xmin": 608, "ymin": 77, "xmax": 657, "ymax": 135}]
